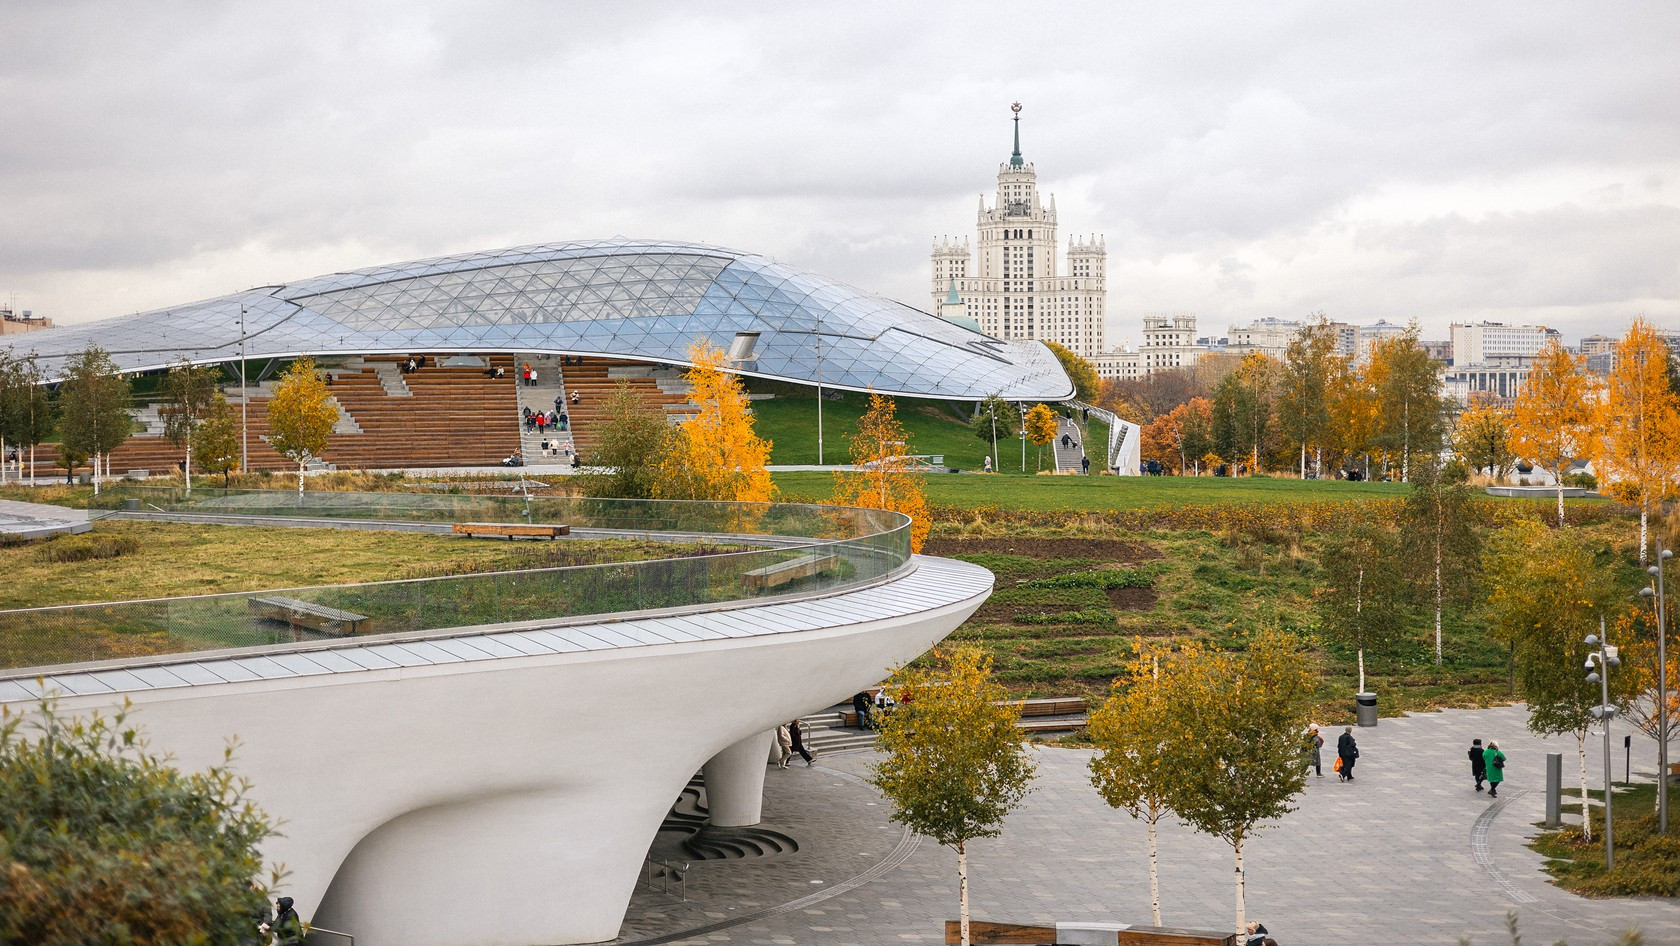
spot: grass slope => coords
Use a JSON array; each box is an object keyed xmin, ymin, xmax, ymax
[{"xmin": 747, "ymin": 387, "xmax": 1106, "ymax": 471}]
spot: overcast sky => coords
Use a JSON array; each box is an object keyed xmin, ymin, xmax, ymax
[{"xmin": 4, "ymin": 2, "xmax": 1677, "ymax": 347}]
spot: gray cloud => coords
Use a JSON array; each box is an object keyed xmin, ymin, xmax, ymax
[{"xmin": 2, "ymin": 1, "xmax": 1677, "ymax": 346}]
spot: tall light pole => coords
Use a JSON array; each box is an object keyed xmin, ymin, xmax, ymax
[
  {"xmin": 1585, "ymin": 619, "xmax": 1620, "ymax": 869},
  {"xmin": 1018, "ymin": 404, "xmax": 1027, "ymax": 473},
  {"xmin": 1651, "ymin": 544, "xmax": 1672, "ymax": 832},
  {"xmin": 239, "ymin": 305, "xmax": 249, "ymax": 474},
  {"xmin": 809, "ymin": 327, "xmax": 816, "ymax": 467}
]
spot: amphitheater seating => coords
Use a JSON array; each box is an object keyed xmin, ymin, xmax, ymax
[
  {"xmin": 562, "ymin": 358, "xmax": 695, "ymax": 457},
  {"xmin": 101, "ymin": 355, "xmax": 521, "ymax": 474}
]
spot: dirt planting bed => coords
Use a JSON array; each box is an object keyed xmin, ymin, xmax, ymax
[
  {"xmin": 1105, "ymin": 587, "xmax": 1158, "ymax": 611},
  {"xmin": 922, "ymin": 537, "xmax": 1161, "ymax": 561}
]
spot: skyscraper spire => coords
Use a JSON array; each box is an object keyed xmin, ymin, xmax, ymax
[{"xmin": 1010, "ymin": 101, "xmax": 1023, "ymax": 168}]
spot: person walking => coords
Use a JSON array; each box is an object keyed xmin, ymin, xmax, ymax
[
  {"xmin": 1305, "ymin": 725, "xmax": 1324, "ymax": 778},
  {"xmin": 983, "ymin": 455, "xmax": 992, "ymax": 473},
  {"xmin": 788, "ymin": 718, "xmax": 814, "ymax": 766},
  {"xmin": 1484, "ymin": 739, "xmax": 1507, "ymax": 798},
  {"xmin": 1469, "ymin": 738, "xmax": 1488, "ymax": 792},
  {"xmin": 1081, "ymin": 455, "xmax": 1090, "ymax": 475},
  {"xmin": 774, "ymin": 724, "xmax": 793, "ymax": 768},
  {"xmin": 1336, "ymin": 725, "xmax": 1359, "ymax": 781}
]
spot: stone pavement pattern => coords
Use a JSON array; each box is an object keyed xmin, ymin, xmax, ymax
[
  {"xmin": 617, "ymin": 704, "xmax": 1680, "ymax": 946},
  {"xmin": 0, "ymin": 497, "xmax": 91, "ymax": 540}
]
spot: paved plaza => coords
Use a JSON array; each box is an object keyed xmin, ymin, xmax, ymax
[{"xmin": 617, "ymin": 704, "xmax": 1680, "ymax": 946}]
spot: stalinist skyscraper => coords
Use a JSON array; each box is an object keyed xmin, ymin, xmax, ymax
[{"xmin": 931, "ymin": 103, "xmax": 1107, "ymax": 358}]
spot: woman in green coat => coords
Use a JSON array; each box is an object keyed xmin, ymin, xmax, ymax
[
  {"xmin": 1484, "ymin": 740, "xmax": 1507, "ymax": 798},
  {"xmin": 267, "ymin": 897, "xmax": 304, "ymax": 946}
]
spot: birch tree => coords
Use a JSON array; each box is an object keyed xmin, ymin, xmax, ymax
[
  {"xmin": 831, "ymin": 392, "xmax": 930, "ymax": 551},
  {"xmin": 159, "ymin": 359, "xmax": 221, "ymax": 497},
  {"xmin": 657, "ymin": 340, "xmax": 774, "ymax": 503},
  {"xmin": 1024, "ymin": 403, "xmax": 1058, "ymax": 472},
  {"xmin": 1482, "ymin": 520, "xmax": 1626, "ymax": 840},
  {"xmin": 194, "ymin": 394, "xmax": 240, "ymax": 489},
  {"xmin": 1275, "ymin": 316, "xmax": 1340, "ymax": 478},
  {"xmin": 1368, "ymin": 328, "xmax": 1444, "ymax": 482},
  {"xmin": 1593, "ymin": 319, "xmax": 1680, "ymax": 564},
  {"xmin": 266, "ymin": 357, "xmax": 338, "ymax": 495},
  {"xmin": 1400, "ymin": 461, "xmax": 1482, "ymax": 666},
  {"xmin": 1316, "ymin": 522, "xmax": 1408, "ymax": 693},
  {"xmin": 1511, "ymin": 339, "xmax": 1596, "ymax": 525},
  {"xmin": 1169, "ymin": 631, "xmax": 1316, "ymax": 936},
  {"xmin": 867, "ymin": 646, "xmax": 1037, "ymax": 946},
  {"xmin": 1088, "ymin": 643, "xmax": 1176, "ymax": 925},
  {"xmin": 58, "ymin": 346, "xmax": 133, "ymax": 495},
  {"xmin": 1452, "ymin": 401, "xmax": 1516, "ymax": 483}
]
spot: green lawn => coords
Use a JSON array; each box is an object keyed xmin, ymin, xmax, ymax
[
  {"xmin": 774, "ymin": 468, "xmax": 1412, "ymax": 511},
  {"xmin": 747, "ymin": 386, "xmax": 1105, "ymax": 471}
]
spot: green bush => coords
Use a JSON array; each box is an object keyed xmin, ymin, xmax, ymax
[
  {"xmin": 1014, "ymin": 608, "xmax": 1114, "ymax": 626},
  {"xmin": 0, "ymin": 699, "xmax": 278, "ymax": 944},
  {"xmin": 34, "ymin": 533, "xmax": 141, "ymax": 563}
]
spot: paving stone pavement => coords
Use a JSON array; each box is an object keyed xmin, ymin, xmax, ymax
[{"xmin": 617, "ymin": 704, "xmax": 1680, "ymax": 946}]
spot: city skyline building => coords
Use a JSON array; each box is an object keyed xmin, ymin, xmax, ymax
[
  {"xmin": 931, "ymin": 103, "xmax": 1107, "ymax": 358},
  {"xmin": 1449, "ymin": 321, "xmax": 1560, "ymax": 366}
]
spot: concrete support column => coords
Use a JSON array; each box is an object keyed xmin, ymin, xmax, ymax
[{"xmin": 701, "ymin": 729, "xmax": 774, "ymax": 827}]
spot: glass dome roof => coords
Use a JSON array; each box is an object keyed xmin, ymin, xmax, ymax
[{"xmin": 14, "ymin": 238, "xmax": 1073, "ymax": 401}]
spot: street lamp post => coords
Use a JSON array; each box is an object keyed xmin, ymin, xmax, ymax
[
  {"xmin": 238, "ymin": 305, "xmax": 248, "ymax": 474},
  {"xmin": 815, "ymin": 327, "xmax": 824, "ymax": 466},
  {"xmin": 1586, "ymin": 620, "xmax": 1621, "ymax": 870}
]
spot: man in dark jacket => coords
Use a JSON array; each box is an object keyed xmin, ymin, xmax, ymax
[
  {"xmin": 852, "ymin": 691, "xmax": 873, "ymax": 730},
  {"xmin": 1469, "ymin": 738, "xmax": 1488, "ymax": 792},
  {"xmin": 1336, "ymin": 726, "xmax": 1359, "ymax": 781},
  {"xmin": 267, "ymin": 896, "xmax": 304, "ymax": 946}
]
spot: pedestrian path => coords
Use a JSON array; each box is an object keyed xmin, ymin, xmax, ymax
[
  {"xmin": 615, "ymin": 703, "xmax": 1680, "ymax": 945},
  {"xmin": 0, "ymin": 498, "xmax": 91, "ymax": 540}
]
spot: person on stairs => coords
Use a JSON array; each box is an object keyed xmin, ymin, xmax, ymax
[
  {"xmin": 789, "ymin": 719, "xmax": 814, "ymax": 767},
  {"xmin": 775, "ymin": 724, "xmax": 793, "ymax": 768}
]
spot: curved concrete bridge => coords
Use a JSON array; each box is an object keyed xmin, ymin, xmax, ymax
[{"xmin": 0, "ymin": 491, "xmax": 990, "ymax": 946}]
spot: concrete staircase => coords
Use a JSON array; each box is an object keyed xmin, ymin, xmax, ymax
[
  {"xmin": 516, "ymin": 355, "xmax": 571, "ymax": 465},
  {"xmin": 799, "ymin": 711, "xmax": 878, "ymax": 754},
  {"xmin": 1053, "ymin": 417, "xmax": 1088, "ymax": 473}
]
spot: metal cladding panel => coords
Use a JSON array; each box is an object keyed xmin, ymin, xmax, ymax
[{"xmin": 15, "ymin": 239, "xmax": 1072, "ymax": 401}]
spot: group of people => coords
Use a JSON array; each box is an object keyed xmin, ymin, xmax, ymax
[
  {"xmin": 850, "ymin": 688, "xmax": 910, "ymax": 730},
  {"xmin": 524, "ymin": 405, "xmax": 567, "ymax": 433},
  {"xmin": 1469, "ymin": 738, "xmax": 1508, "ymax": 797},
  {"xmin": 481, "ymin": 364, "xmax": 507, "ymax": 378},
  {"xmin": 774, "ymin": 719, "xmax": 815, "ymax": 768},
  {"xmin": 400, "ymin": 355, "xmax": 427, "ymax": 373},
  {"xmin": 1303, "ymin": 725, "xmax": 1361, "ymax": 781}
]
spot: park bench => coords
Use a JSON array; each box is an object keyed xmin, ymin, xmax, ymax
[
  {"xmin": 944, "ymin": 919, "xmax": 1237, "ymax": 945},
  {"xmin": 742, "ymin": 551, "xmax": 840, "ymax": 590},
  {"xmin": 248, "ymin": 596, "xmax": 370, "ymax": 636},
  {"xmin": 450, "ymin": 522, "xmax": 570, "ymax": 540}
]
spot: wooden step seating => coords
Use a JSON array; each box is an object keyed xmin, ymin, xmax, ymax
[
  {"xmin": 100, "ymin": 355, "xmax": 520, "ymax": 474},
  {"xmin": 560, "ymin": 358, "xmax": 695, "ymax": 458}
]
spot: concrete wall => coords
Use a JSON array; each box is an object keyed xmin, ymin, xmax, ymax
[{"xmin": 31, "ymin": 575, "xmax": 987, "ymax": 946}]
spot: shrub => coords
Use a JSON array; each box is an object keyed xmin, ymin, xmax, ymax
[
  {"xmin": 34, "ymin": 533, "xmax": 141, "ymax": 563},
  {"xmin": 1014, "ymin": 608, "xmax": 1114, "ymax": 626},
  {"xmin": 0, "ymin": 699, "xmax": 278, "ymax": 944}
]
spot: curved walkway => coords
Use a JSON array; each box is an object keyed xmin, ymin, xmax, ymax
[
  {"xmin": 0, "ymin": 497, "xmax": 91, "ymax": 540},
  {"xmin": 617, "ymin": 704, "xmax": 1680, "ymax": 946}
]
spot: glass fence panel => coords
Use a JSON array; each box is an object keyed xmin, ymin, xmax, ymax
[{"xmin": 2, "ymin": 489, "xmax": 910, "ymax": 674}]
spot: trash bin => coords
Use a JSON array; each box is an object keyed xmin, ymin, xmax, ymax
[
  {"xmin": 122, "ymin": 498, "xmax": 140, "ymax": 511},
  {"xmin": 1356, "ymin": 692, "xmax": 1378, "ymax": 727},
  {"xmin": 76, "ymin": 472, "xmax": 91, "ymax": 485}
]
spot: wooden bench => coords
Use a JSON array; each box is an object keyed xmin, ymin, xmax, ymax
[
  {"xmin": 742, "ymin": 552, "xmax": 840, "ymax": 590},
  {"xmin": 248, "ymin": 596, "xmax": 370, "ymax": 636},
  {"xmin": 451, "ymin": 522, "xmax": 570, "ymax": 540},
  {"xmin": 944, "ymin": 919, "xmax": 1237, "ymax": 945}
]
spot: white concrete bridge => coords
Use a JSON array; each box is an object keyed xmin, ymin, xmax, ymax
[{"xmin": 0, "ymin": 490, "xmax": 991, "ymax": 946}]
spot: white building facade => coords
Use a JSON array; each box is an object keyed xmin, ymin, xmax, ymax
[
  {"xmin": 1449, "ymin": 322, "xmax": 1560, "ymax": 366},
  {"xmin": 932, "ymin": 104, "xmax": 1107, "ymax": 358}
]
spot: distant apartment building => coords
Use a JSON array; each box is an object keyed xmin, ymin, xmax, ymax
[
  {"xmin": 0, "ymin": 307, "xmax": 52, "ymax": 335},
  {"xmin": 1578, "ymin": 334, "xmax": 1615, "ymax": 358},
  {"xmin": 1355, "ymin": 320, "xmax": 1407, "ymax": 363},
  {"xmin": 1227, "ymin": 317, "xmax": 1303, "ymax": 358},
  {"xmin": 1449, "ymin": 322, "xmax": 1559, "ymax": 366},
  {"xmin": 1091, "ymin": 313, "xmax": 1209, "ymax": 381}
]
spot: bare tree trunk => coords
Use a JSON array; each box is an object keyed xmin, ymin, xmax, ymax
[
  {"xmin": 1357, "ymin": 647, "xmax": 1366, "ymax": 695},
  {"xmin": 1148, "ymin": 808, "xmax": 1161, "ymax": 926},
  {"xmin": 1300, "ymin": 441, "xmax": 1307, "ymax": 480},
  {"xmin": 958, "ymin": 841, "xmax": 971, "ymax": 946},
  {"xmin": 297, "ymin": 461, "xmax": 306, "ymax": 496},
  {"xmin": 1555, "ymin": 477, "xmax": 1565, "ymax": 527},
  {"xmin": 1578, "ymin": 731, "xmax": 1593, "ymax": 842},
  {"xmin": 184, "ymin": 444, "xmax": 193, "ymax": 497},
  {"xmin": 92, "ymin": 451, "xmax": 101, "ymax": 496},
  {"xmin": 1434, "ymin": 544, "xmax": 1444, "ymax": 666},
  {"xmin": 1640, "ymin": 498, "xmax": 1650, "ymax": 566},
  {"xmin": 28, "ymin": 443, "xmax": 35, "ymax": 486},
  {"xmin": 1233, "ymin": 835, "xmax": 1246, "ymax": 937}
]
